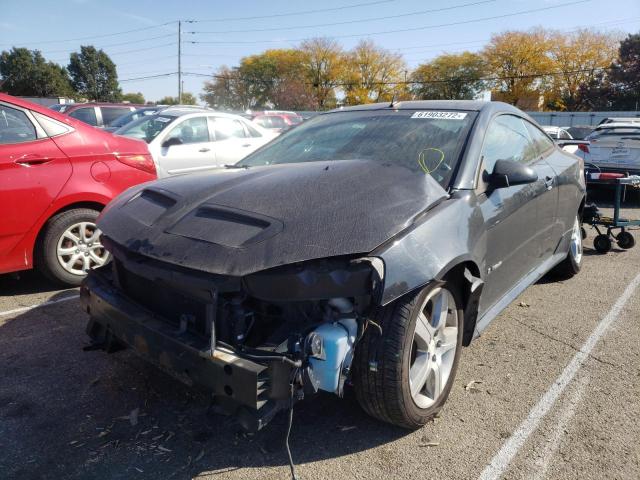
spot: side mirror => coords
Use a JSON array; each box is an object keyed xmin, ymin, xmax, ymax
[
  {"xmin": 162, "ymin": 137, "xmax": 182, "ymax": 148},
  {"xmin": 488, "ymin": 159, "xmax": 538, "ymax": 188}
]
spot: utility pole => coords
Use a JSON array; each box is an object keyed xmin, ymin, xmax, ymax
[{"xmin": 178, "ymin": 20, "xmax": 182, "ymax": 104}]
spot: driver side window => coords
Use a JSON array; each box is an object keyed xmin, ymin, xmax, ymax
[
  {"xmin": 482, "ymin": 115, "xmax": 538, "ymax": 174},
  {"xmin": 164, "ymin": 117, "xmax": 209, "ymax": 145}
]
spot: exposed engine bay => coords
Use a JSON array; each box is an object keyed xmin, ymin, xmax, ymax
[{"xmin": 83, "ymin": 236, "xmax": 384, "ymax": 431}]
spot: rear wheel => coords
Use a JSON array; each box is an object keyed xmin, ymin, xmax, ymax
[
  {"xmin": 353, "ymin": 282, "xmax": 464, "ymax": 429},
  {"xmin": 36, "ymin": 208, "xmax": 109, "ymax": 286},
  {"xmin": 553, "ymin": 215, "xmax": 583, "ymax": 277}
]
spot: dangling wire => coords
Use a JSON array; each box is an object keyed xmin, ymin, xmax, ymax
[{"xmin": 285, "ymin": 372, "xmax": 300, "ymax": 480}]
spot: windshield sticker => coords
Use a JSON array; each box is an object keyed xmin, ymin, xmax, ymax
[
  {"xmin": 411, "ymin": 111, "xmax": 467, "ymax": 120},
  {"xmin": 155, "ymin": 117, "xmax": 172, "ymax": 123},
  {"xmin": 418, "ymin": 148, "xmax": 445, "ymax": 174}
]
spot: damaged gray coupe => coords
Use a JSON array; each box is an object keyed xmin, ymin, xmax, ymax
[{"xmin": 82, "ymin": 101, "xmax": 586, "ymax": 431}]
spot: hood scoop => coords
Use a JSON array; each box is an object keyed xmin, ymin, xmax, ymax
[{"xmin": 166, "ymin": 204, "xmax": 284, "ymax": 248}]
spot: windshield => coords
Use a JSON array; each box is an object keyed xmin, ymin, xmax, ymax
[
  {"xmin": 238, "ymin": 109, "xmax": 476, "ymax": 188},
  {"xmin": 115, "ymin": 114, "xmax": 177, "ymax": 143},
  {"xmin": 111, "ymin": 109, "xmax": 156, "ymax": 128}
]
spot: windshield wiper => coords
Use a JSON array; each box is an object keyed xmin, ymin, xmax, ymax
[{"xmin": 225, "ymin": 164, "xmax": 250, "ymax": 169}]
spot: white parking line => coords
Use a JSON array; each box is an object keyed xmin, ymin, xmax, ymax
[
  {"xmin": 0, "ymin": 294, "xmax": 79, "ymax": 318},
  {"xmin": 479, "ymin": 272, "xmax": 640, "ymax": 480},
  {"xmin": 531, "ymin": 374, "xmax": 589, "ymax": 480}
]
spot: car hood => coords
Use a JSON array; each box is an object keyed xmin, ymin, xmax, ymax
[{"xmin": 98, "ymin": 160, "xmax": 448, "ymax": 276}]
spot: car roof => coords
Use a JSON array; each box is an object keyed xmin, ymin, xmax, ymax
[
  {"xmin": 154, "ymin": 107, "xmax": 246, "ymax": 118},
  {"xmin": 603, "ymin": 117, "xmax": 640, "ymax": 122},
  {"xmin": 595, "ymin": 122, "xmax": 640, "ymax": 129},
  {"xmin": 328, "ymin": 100, "xmax": 516, "ymax": 114}
]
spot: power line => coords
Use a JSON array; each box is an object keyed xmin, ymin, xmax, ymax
[
  {"xmin": 188, "ymin": 0, "xmax": 496, "ymax": 35},
  {"xmin": 2, "ymin": 21, "xmax": 176, "ymax": 46},
  {"xmin": 35, "ymin": 34, "xmax": 176, "ymax": 55},
  {"xmin": 188, "ymin": 0, "xmax": 396, "ymax": 23},
  {"xmin": 120, "ymin": 72, "xmax": 178, "ymax": 82},
  {"xmin": 115, "ymin": 54, "xmax": 178, "ymax": 67},
  {"xmin": 187, "ymin": 0, "xmax": 592, "ymax": 45},
  {"xmin": 108, "ymin": 42, "xmax": 177, "ymax": 56}
]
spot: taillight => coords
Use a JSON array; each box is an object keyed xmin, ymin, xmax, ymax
[
  {"xmin": 578, "ymin": 144, "xmax": 589, "ymax": 154},
  {"xmin": 115, "ymin": 153, "xmax": 156, "ymax": 175}
]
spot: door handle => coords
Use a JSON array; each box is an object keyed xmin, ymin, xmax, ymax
[
  {"xmin": 14, "ymin": 155, "xmax": 52, "ymax": 166},
  {"xmin": 199, "ymin": 148, "xmax": 211, "ymax": 153},
  {"xmin": 241, "ymin": 144, "xmax": 251, "ymax": 147},
  {"xmin": 544, "ymin": 176, "xmax": 554, "ymax": 190}
]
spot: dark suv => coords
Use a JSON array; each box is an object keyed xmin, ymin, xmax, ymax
[{"xmin": 63, "ymin": 103, "xmax": 144, "ymax": 128}]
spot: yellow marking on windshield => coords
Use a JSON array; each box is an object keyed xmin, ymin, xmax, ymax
[{"xmin": 418, "ymin": 148, "xmax": 445, "ymax": 174}]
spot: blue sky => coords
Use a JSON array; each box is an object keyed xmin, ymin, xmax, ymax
[{"xmin": 1, "ymin": 0, "xmax": 639, "ymax": 102}]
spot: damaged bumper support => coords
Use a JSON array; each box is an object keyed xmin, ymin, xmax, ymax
[{"xmin": 81, "ymin": 270, "xmax": 295, "ymax": 431}]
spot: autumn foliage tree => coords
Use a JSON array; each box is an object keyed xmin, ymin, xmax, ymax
[
  {"xmin": 299, "ymin": 38, "xmax": 344, "ymax": 109},
  {"xmin": 482, "ymin": 29, "xmax": 555, "ymax": 108},
  {"xmin": 547, "ymin": 29, "xmax": 619, "ymax": 110},
  {"xmin": 411, "ymin": 51, "xmax": 485, "ymax": 100},
  {"xmin": 341, "ymin": 40, "xmax": 407, "ymax": 105}
]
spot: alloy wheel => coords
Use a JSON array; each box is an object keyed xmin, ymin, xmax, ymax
[
  {"xmin": 56, "ymin": 222, "xmax": 109, "ymax": 275},
  {"xmin": 409, "ymin": 287, "xmax": 459, "ymax": 409}
]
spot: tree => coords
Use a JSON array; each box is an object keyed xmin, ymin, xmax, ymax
[
  {"xmin": 608, "ymin": 33, "xmax": 640, "ymax": 110},
  {"xmin": 68, "ymin": 46, "xmax": 121, "ymax": 101},
  {"xmin": 548, "ymin": 29, "xmax": 619, "ymax": 110},
  {"xmin": 576, "ymin": 32, "xmax": 640, "ymax": 111},
  {"xmin": 121, "ymin": 92, "xmax": 145, "ymax": 104},
  {"xmin": 0, "ymin": 47, "xmax": 73, "ymax": 97},
  {"xmin": 341, "ymin": 40, "xmax": 407, "ymax": 105},
  {"xmin": 201, "ymin": 66, "xmax": 254, "ymax": 110},
  {"xmin": 240, "ymin": 49, "xmax": 317, "ymax": 110},
  {"xmin": 483, "ymin": 29, "xmax": 554, "ymax": 108},
  {"xmin": 299, "ymin": 38, "xmax": 344, "ymax": 109},
  {"xmin": 411, "ymin": 51, "xmax": 486, "ymax": 100},
  {"xmin": 157, "ymin": 92, "xmax": 197, "ymax": 105}
]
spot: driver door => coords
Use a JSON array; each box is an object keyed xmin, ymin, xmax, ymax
[
  {"xmin": 157, "ymin": 116, "xmax": 216, "ymax": 176},
  {"xmin": 477, "ymin": 115, "xmax": 558, "ymax": 313}
]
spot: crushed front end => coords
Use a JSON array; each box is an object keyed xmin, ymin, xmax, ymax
[{"xmin": 81, "ymin": 237, "xmax": 383, "ymax": 431}]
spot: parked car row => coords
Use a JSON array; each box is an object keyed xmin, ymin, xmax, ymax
[{"xmin": 0, "ymin": 93, "xmax": 156, "ymax": 285}]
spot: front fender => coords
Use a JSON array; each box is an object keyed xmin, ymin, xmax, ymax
[{"xmin": 372, "ymin": 192, "xmax": 485, "ymax": 306}]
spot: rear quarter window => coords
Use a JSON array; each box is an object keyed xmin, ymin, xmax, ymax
[
  {"xmin": 69, "ymin": 107, "xmax": 97, "ymax": 126},
  {"xmin": 0, "ymin": 105, "xmax": 37, "ymax": 144},
  {"xmin": 101, "ymin": 107, "xmax": 134, "ymax": 126}
]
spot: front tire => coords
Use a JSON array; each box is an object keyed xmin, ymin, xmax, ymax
[
  {"xmin": 36, "ymin": 208, "xmax": 109, "ymax": 286},
  {"xmin": 353, "ymin": 282, "xmax": 464, "ymax": 429}
]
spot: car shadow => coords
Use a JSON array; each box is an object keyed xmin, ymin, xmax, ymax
[
  {"xmin": 0, "ymin": 291, "xmax": 408, "ymax": 480},
  {"xmin": 0, "ymin": 270, "xmax": 72, "ymax": 298}
]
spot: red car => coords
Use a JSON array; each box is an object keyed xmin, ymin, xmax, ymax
[
  {"xmin": 0, "ymin": 93, "xmax": 156, "ymax": 285},
  {"xmin": 252, "ymin": 112, "xmax": 303, "ymax": 133}
]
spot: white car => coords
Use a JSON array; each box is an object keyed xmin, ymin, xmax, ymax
[
  {"xmin": 579, "ymin": 123, "xmax": 640, "ymax": 175},
  {"xmin": 542, "ymin": 126, "xmax": 573, "ymax": 140},
  {"xmin": 115, "ymin": 108, "xmax": 277, "ymax": 177}
]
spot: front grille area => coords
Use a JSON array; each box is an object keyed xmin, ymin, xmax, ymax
[{"xmin": 114, "ymin": 259, "xmax": 209, "ymax": 338}]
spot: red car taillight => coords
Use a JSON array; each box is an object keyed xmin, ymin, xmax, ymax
[
  {"xmin": 578, "ymin": 144, "xmax": 589, "ymax": 154},
  {"xmin": 116, "ymin": 153, "xmax": 156, "ymax": 175}
]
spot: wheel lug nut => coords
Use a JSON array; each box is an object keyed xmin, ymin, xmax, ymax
[
  {"xmin": 75, "ymin": 250, "xmax": 79, "ymax": 253},
  {"xmin": 432, "ymin": 355, "xmax": 437, "ymax": 361}
]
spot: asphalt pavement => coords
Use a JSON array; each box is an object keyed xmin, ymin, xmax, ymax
[{"xmin": 1, "ymin": 196, "xmax": 639, "ymax": 480}]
